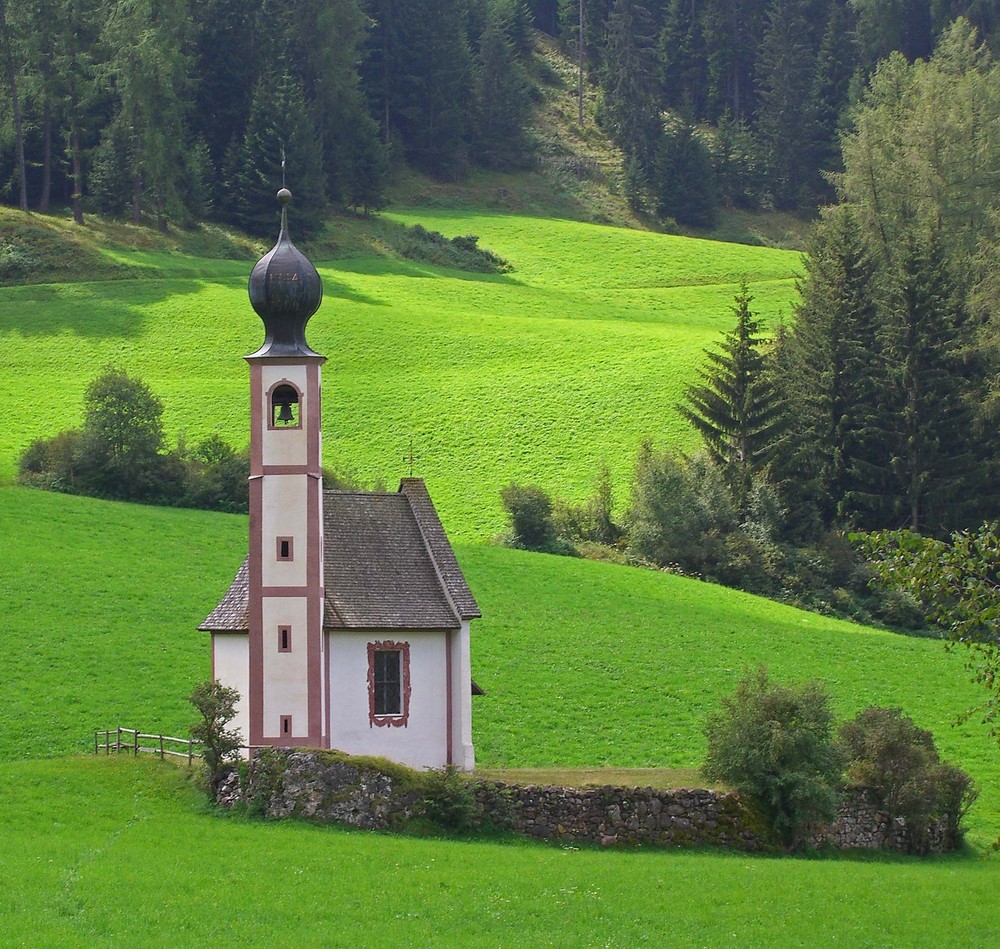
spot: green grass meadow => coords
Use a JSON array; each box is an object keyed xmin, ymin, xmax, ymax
[
  {"xmin": 0, "ymin": 210, "xmax": 801, "ymax": 537},
  {"xmin": 1, "ymin": 485, "xmax": 999, "ymax": 944},
  {"xmin": 2, "ymin": 209, "xmax": 999, "ymax": 945}
]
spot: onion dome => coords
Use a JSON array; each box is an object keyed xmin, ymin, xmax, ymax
[{"xmin": 247, "ymin": 188, "xmax": 323, "ymax": 358}]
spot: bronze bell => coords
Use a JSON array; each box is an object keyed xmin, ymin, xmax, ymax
[{"xmin": 276, "ymin": 400, "xmax": 295, "ymax": 424}]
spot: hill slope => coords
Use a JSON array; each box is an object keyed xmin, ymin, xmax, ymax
[
  {"xmin": 2, "ymin": 487, "xmax": 995, "ymax": 841},
  {"xmin": 0, "ymin": 211, "xmax": 801, "ymax": 538}
]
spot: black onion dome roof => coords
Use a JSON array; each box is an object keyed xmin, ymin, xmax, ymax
[{"xmin": 247, "ymin": 188, "xmax": 323, "ymax": 358}]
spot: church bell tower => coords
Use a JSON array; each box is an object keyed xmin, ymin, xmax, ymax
[{"xmin": 245, "ymin": 188, "xmax": 326, "ymax": 749}]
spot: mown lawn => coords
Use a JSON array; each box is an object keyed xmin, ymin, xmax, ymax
[
  {"xmin": 2, "ymin": 486, "xmax": 997, "ymax": 845},
  {"xmin": 0, "ymin": 211, "xmax": 801, "ymax": 538},
  {"xmin": 1, "ymin": 756, "xmax": 997, "ymax": 947},
  {"xmin": 3, "ymin": 210, "xmax": 998, "ymax": 946}
]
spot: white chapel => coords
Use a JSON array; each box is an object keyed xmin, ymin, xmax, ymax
[{"xmin": 200, "ymin": 190, "xmax": 479, "ymax": 770}]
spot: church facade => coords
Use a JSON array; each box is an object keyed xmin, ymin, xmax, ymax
[{"xmin": 200, "ymin": 190, "xmax": 478, "ymax": 770}]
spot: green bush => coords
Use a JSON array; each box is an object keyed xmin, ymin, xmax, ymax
[
  {"xmin": 703, "ymin": 667, "xmax": 844, "ymax": 849},
  {"xmin": 501, "ymin": 482, "xmax": 570, "ymax": 553},
  {"xmin": 422, "ymin": 766, "xmax": 483, "ymax": 832},
  {"xmin": 839, "ymin": 706, "xmax": 977, "ymax": 853},
  {"xmin": 189, "ymin": 679, "xmax": 243, "ymax": 797}
]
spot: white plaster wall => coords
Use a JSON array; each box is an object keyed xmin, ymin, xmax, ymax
[
  {"xmin": 261, "ymin": 476, "xmax": 308, "ymax": 587},
  {"xmin": 327, "ymin": 631, "xmax": 450, "ymax": 770},
  {"xmin": 213, "ymin": 633, "xmax": 250, "ymax": 754},
  {"xmin": 261, "ymin": 364, "xmax": 308, "ymax": 467},
  {"xmin": 451, "ymin": 621, "xmax": 475, "ymax": 770},
  {"xmin": 262, "ymin": 597, "xmax": 310, "ymax": 739}
]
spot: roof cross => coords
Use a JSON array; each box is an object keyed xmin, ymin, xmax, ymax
[{"xmin": 404, "ymin": 436, "xmax": 419, "ymax": 477}]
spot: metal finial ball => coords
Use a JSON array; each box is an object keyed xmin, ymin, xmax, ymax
[{"xmin": 277, "ymin": 188, "xmax": 292, "ymax": 205}]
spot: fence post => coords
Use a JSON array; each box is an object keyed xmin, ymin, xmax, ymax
[
  {"xmin": 116, "ymin": 726, "xmax": 122, "ymax": 754},
  {"xmin": 188, "ymin": 740, "xmax": 193, "ymax": 767},
  {"xmin": 94, "ymin": 731, "xmax": 98, "ymax": 755},
  {"xmin": 134, "ymin": 730, "xmax": 139, "ymax": 757},
  {"xmin": 160, "ymin": 735, "xmax": 164, "ymax": 760}
]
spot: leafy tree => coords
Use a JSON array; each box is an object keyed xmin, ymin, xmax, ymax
[
  {"xmin": 860, "ymin": 523, "xmax": 1000, "ymax": 747},
  {"xmin": 839, "ymin": 706, "xmax": 977, "ymax": 853},
  {"xmin": 76, "ymin": 367, "xmax": 166, "ymax": 502},
  {"xmin": 189, "ymin": 679, "xmax": 243, "ymax": 796},
  {"xmin": 703, "ymin": 667, "xmax": 844, "ymax": 848},
  {"xmin": 626, "ymin": 443, "xmax": 735, "ymax": 574},
  {"xmin": 500, "ymin": 482, "xmax": 561, "ymax": 551},
  {"xmin": 680, "ymin": 282, "xmax": 786, "ymax": 514}
]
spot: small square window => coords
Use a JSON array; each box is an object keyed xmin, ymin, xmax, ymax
[
  {"xmin": 276, "ymin": 536, "xmax": 293, "ymax": 561},
  {"xmin": 278, "ymin": 626, "xmax": 291, "ymax": 653}
]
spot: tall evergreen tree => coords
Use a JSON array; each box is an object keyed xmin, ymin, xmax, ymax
[
  {"xmin": 472, "ymin": 3, "xmax": 534, "ymax": 169},
  {"xmin": 599, "ymin": 0, "xmax": 660, "ymax": 176},
  {"xmin": 756, "ymin": 0, "xmax": 820, "ymax": 208},
  {"xmin": 101, "ymin": 0, "xmax": 198, "ymax": 229},
  {"xmin": 653, "ymin": 115, "xmax": 716, "ymax": 225},
  {"xmin": 227, "ymin": 72, "xmax": 328, "ymax": 237},
  {"xmin": 777, "ymin": 205, "xmax": 884, "ymax": 530},
  {"xmin": 879, "ymin": 224, "xmax": 983, "ymax": 533},
  {"xmin": 681, "ymin": 282, "xmax": 786, "ymax": 512}
]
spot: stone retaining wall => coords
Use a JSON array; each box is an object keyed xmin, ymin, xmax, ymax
[
  {"xmin": 219, "ymin": 750, "xmax": 955, "ymax": 853},
  {"xmin": 473, "ymin": 782, "xmax": 765, "ymax": 850}
]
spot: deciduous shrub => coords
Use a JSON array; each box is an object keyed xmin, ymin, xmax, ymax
[
  {"xmin": 839, "ymin": 706, "xmax": 977, "ymax": 853},
  {"xmin": 500, "ymin": 482, "xmax": 569, "ymax": 553},
  {"xmin": 703, "ymin": 667, "xmax": 844, "ymax": 849},
  {"xmin": 189, "ymin": 679, "xmax": 243, "ymax": 796},
  {"xmin": 422, "ymin": 765, "xmax": 483, "ymax": 831}
]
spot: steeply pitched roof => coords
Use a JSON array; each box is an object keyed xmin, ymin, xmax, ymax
[
  {"xmin": 199, "ymin": 479, "xmax": 479, "ymax": 632},
  {"xmin": 199, "ymin": 557, "xmax": 249, "ymax": 631}
]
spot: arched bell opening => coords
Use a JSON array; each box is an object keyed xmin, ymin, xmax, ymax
[{"xmin": 269, "ymin": 382, "xmax": 302, "ymax": 429}]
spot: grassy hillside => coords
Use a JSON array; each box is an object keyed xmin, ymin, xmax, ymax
[
  {"xmin": 2, "ymin": 756, "xmax": 998, "ymax": 947},
  {"xmin": 2, "ymin": 486, "xmax": 996, "ymax": 842},
  {"xmin": 0, "ymin": 209, "xmax": 801, "ymax": 538}
]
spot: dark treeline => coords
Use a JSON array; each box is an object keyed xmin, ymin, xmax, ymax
[
  {"xmin": 529, "ymin": 0, "xmax": 1000, "ymax": 221},
  {"xmin": 0, "ymin": 0, "xmax": 536, "ymax": 234},
  {"xmin": 6, "ymin": 1, "xmax": 1000, "ymax": 231}
]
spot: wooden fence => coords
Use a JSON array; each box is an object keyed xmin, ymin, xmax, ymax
[{"xmin": 94, "ymin": 726, "xmax": 200, "ymax": 766}]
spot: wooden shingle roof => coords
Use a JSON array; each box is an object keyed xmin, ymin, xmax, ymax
[{"xmin": 199, "ymin": 479, "xmax": 479, "ymax": 632}]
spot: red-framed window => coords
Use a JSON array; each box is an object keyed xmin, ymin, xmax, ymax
[
  {"xmin": 276, "ymin": 536, "xmax": 294, "ymax": 561},
  {"xmin": 367, "ymin": 641, "xmax": 411, "ymax": 728}
]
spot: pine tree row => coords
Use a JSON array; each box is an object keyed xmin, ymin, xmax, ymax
[{"xmin": 0, "ymin": 0, "xmax": 536, "ymax": 233}]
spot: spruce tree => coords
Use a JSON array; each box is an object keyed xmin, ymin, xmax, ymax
[
  {"xmin": 756, "ymin": 0, "xmax": 820, "ymax": 208},
  {"xmin": 681, "ymin": 282, "xmax": 786, "ymax": 513},
  {"xmin": 599, "ymin": 0, "xmax": 660, "ymax": 179},
  {"xmin": 778, "ymin": 205, "xmax": 884, "ymax": 530},
  {"xmin": 227, "ymin": 72, "xmax": 328, "ymax": 238},
  {"xmin": 472, "ymin": 3, "xmax": 534, "ymax": 169},
  {"xmin": 653, "ymin": 116, "xmax": 716, "ymax": 226}
]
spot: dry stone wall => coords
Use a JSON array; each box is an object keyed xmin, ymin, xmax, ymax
[
  {"xmin": 474, "ymin": 782, "xmax": 765, "ymax": 850},
  {"xmin": 219, "ymin": 750, "xmax": 956, "ymax": 853}
]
